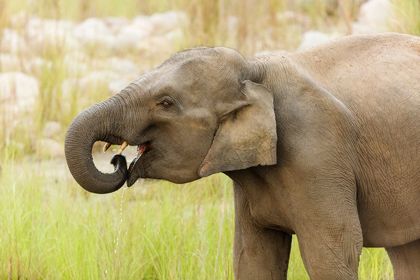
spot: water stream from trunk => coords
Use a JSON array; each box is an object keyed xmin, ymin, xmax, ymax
[
  {"xmin": 114, "ymin": 186, "xmax": 128, "ymax": 254},
  {"xmin": 105, "ymin": 186, "xmax": 128, "ymax": 278},
  {"xmin": 94, "ymin": 146, "xmax": 136, "ymax": 278}
]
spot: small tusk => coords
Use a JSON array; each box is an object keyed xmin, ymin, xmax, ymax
[
  {"xmin": 117, "ymin": 141, "xmax": 128, "ymax": 154},
  {"xmin": 103, "ymin": 142, "xmax": 111, "ymax": 153}
]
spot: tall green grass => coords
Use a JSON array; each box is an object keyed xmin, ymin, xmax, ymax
[
  {"xmin": 390, "ymin": 0, "xmax": 420, "ymax": 36},
  {"xmin": 0, "ymin": 152, "xmax": 234, "ymax": 279}
]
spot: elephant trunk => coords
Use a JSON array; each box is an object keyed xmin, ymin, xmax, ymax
[{"xmin": 65, "ymin": 96, "xmax": 129, "ymax": 194}]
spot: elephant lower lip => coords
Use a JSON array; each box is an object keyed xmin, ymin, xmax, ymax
[
  {"xmin": 128, "ymin": 158, "xmax": 138, "ymax": 175},
  {"xmin": 127, "ymin": 161, "xmax": 138, "ymax": 187}
]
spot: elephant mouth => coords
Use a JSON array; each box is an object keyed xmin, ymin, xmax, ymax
[
  {"xmin": 127, "ymin": 142, "xmax": 152, "ymax": 186},
  {"xmin": 103, "ymin": 141, "xmax": 152, "ymax": 187}
]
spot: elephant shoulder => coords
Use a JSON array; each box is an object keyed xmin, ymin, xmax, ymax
[{"xmin": 276, "ymin": 69, "xmax": 360, "ymax": 168}]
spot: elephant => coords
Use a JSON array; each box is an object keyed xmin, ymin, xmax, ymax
[{"xmin": 65, "ymin": 33, "xmax": 420, "ymax": 279}]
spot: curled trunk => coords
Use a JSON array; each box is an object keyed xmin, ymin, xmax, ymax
[{"xmin": 65, "ymin": 97, "xmax": 128, "ymax": 194}]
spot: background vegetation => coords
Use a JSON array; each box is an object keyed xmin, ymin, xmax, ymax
[{"xmin": 1, "ymin": 0, "xmax": 419, "ymax": 279}]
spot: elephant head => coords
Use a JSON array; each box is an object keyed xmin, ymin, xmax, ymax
[{"xmin": 65, "ymin": 47, "xmax": 278, "ymax": 194}]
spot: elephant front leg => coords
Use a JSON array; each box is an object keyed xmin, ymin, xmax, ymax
[
  {"xmin": 233, "ymin": 185, "xmax": 292, "ymax": 280},
  {"xmin": 234, "ymin": 227, "xmax": 292, "ymax": 280},
  {"xmin": 296, "ymin": 224, "xmax": 362, "ymax": 280},
  {"xmin": 292, "ymin": 178, "xmax": 363, "ymax": 279}
]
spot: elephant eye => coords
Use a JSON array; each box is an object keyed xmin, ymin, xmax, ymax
[{"xmin": 157, "ymin": 100, "xmax": 173, "ymax": 108}]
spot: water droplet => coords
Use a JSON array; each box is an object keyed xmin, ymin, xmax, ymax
[{"xmin": 112, "ymin": 186, "xmax": 129, "ymax": 258}]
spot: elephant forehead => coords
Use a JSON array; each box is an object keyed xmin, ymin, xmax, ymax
[
  {"xmin": 152, "ymin": 69, "xmax": 229, "ymax": 96},
  {"xmin": 129, "ymin": 58, "xmax": 237, "ymax": 107}
]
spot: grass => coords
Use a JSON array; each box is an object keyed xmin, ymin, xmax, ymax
[
  {"xmin": 1, "ymin": 0, "xmax": 419, "ymax": 278},
  {"xmin": 389, "ymin": 0, "xmax": 420, "ymax": 35},
  {"xmin": 0, "ymin": 153, "xmax": 233, "ymax": 279}
]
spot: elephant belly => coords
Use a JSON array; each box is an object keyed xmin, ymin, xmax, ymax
[
  {"xmin": 358, "ymin": 193, "xmax": 420, "ymax": 247},
  {"xmin": 356, "ymin": 134, "xmax": 420, "ymax": 247}
]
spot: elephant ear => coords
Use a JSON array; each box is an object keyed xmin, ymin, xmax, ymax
[{"xmin": 199, "ymin": 80, "xmax": 277, "ymax": 177}]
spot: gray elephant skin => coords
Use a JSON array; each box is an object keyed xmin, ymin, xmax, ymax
[{"xmin": 65, "ymin": 33, "xmax": 420, "ymax": 279}]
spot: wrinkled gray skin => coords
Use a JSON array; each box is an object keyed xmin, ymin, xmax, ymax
[{"xmin": 65, "ymin": 33, "xmax": 420, "ymax": 279}]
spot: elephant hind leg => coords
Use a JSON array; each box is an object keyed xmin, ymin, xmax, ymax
[{"xmin": 386, "ymin": 239, "xmax": 420, "ymax": 280}]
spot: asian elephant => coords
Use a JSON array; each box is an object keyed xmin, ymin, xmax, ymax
[{"xmin": 65, "ymin": 33, "xmax": 420, "ymax": 279}]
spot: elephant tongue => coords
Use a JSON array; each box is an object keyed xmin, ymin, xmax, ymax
[
  {"xmin": 136, "ymin": 144, "xmax": 147, "ymax": 158},
  {"xmin": 128, "ymin": 144, "xmax": 147, "ymax": 173}
]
